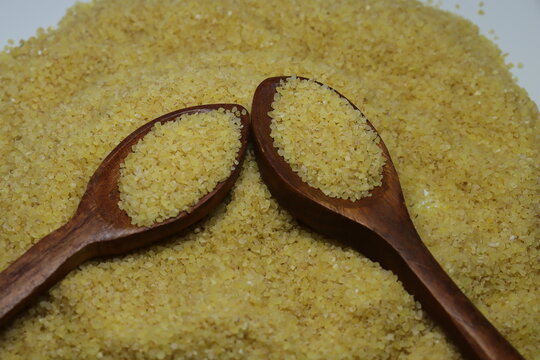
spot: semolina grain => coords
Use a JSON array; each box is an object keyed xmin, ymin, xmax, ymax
[
  {"xmin": 118, "ymin": 110, "xmax": 242, "ymax": 227},
  {"xmin": 0, "ymin": 0, "xmax": 538, "ymax": 359},
  {"xmin": 269, "ymin": 77, "xmax": 385, "ymax": 200}
]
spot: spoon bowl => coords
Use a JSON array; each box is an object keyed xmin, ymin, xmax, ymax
[
  {"xmin": 0, "ymin": 103, "xmax": 250, "ymax": 328},
  {"xmin": 251, "ymin": 76, "xmax": 523, "ymax": 360}
]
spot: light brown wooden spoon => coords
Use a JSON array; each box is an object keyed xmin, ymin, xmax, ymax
[
  {"xmin": 0, "ymin": 104, "xmax": 250, "ymax": 329},
  {"xmin": 251, "ymin": 76, "xmax": 524, "ymax": 360}
]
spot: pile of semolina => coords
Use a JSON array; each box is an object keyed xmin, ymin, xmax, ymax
[
  {"xmin": 118, "ymin": 110, "xmax": 242, "ymax": 227},
  {"xmin": 269, "ymin": 77, "xmax": 385, "ymax": 200},
  {"xmin": 0, "ymin": 0, "xmax": 538, "ymax": 359}
]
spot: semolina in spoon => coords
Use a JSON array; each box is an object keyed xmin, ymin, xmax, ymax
[
  {"xmin": 251, "ymin": 76, "xmax": 524, "ymax": 360},
  {"xmin": 0, "ymin": 104, "xmax": 250, "ymax": 328}
]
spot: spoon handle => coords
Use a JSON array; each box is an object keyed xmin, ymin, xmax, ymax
[
  {"xmin": 0, "ymin": 211, "xmax": 99, "ymax": 328},
  {"xmin": 377, "ymin": 222, "xmax": 524, "ymax": 360}
]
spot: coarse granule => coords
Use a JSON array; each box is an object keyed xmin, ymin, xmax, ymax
[
  {"xmin": 118, "ymin": 110, "xmax": 242, "ymax": 227},
  {"xmin": 269, "ymin": 77, "xmax": 385, "ymax": 200},
  {"xmin": 0, "ymin": 0, "xmax": 538, "ymax": 359}
]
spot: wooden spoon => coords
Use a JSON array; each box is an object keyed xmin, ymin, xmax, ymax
[
  {"xmin": 0, "ymin": 104, "xmax": 250, "ymax": 328},
  {"xmin": 251, "ymin": 76, "xmax": 524, "ymax": 360}
]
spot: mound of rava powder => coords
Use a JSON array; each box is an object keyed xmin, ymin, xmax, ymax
[
  {"xmin": 269, "ymin": 77, "xmax": 385, "ymax": 201},
  {"xmin": 118, "ymin": 109, "xmax": 243, "ymax": 226}
]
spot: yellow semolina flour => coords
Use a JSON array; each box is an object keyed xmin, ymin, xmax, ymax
[
  {"xmin": 118, "ymin": 110, "xmax": 242, "ymax": 227},
  {"xmin": 269, "ymin": 77, "xmax": 385, "ymax": 200},
  {"xmin": 0, "ymin": 0, "xmax": 538, "ymax": 359}
]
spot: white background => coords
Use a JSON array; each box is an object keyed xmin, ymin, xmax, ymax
[{"xmin": 0, "ymin": 0, "xmax": 539, "ymax": 106}]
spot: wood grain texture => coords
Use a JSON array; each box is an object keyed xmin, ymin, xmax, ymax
[
  {"xmin": 0, "ymin": 104, "xmax": 251, "ymax": 329},
  {"xmin": 251, "ymin": 76, "xmax": 524, "ymax": 360}
]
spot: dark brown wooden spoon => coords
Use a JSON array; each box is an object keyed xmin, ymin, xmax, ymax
[
  {"xmin": 251, "ymin": 76, "xmax": 524, "ymax": 360},
  {"xmin": 0, "ymin": 104, "xmax": 250, "ymax": 329}
]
